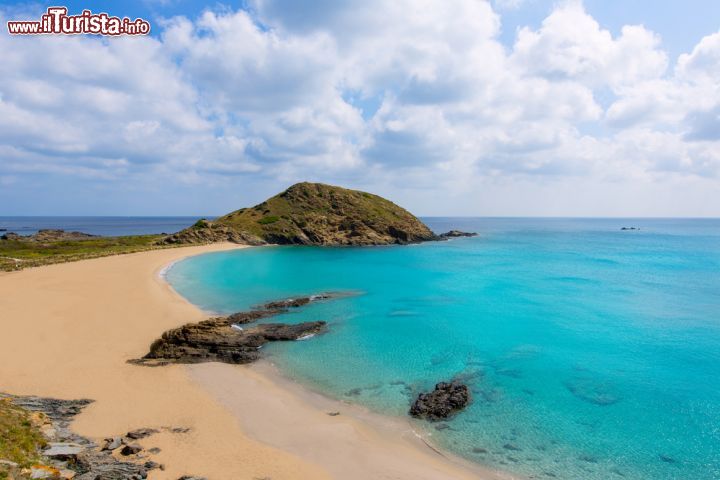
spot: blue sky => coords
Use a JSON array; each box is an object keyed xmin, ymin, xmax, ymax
[{"xmin": 1, "ymin": 0, "xmax": 719, "ymax": 216}]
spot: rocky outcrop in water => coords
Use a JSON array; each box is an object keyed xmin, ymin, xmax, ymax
[
  {"xmin": 438, "ymin": 230, "xmax": 478, "ymax": 238},
  {"xmin": 132, "ymin": 293, "xmax": 339, "ymax": 366},
  {"xmin": 409, "ymin": 382, "xmax": 471, "ymax": 421}
]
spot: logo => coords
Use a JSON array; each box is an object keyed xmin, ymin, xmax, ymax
[{"xmin": 7, "ymin": 7, "xmax": 151, "ymax": 36}]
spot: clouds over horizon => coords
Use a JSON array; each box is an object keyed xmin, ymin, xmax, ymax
[{"xmin": 1, "ymin": 0, "xmax": 719, "ymax": 216}]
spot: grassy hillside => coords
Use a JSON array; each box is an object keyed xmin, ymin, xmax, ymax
[{"xmin": 164, "ymin": 182, "xmax": 437, "ymax": 246}]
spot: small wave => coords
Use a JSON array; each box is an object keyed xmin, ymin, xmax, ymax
[
  {"xmin": 157, "ymin": 260, "xmax": 178, "ymax": 279},
  {"xmin": 296, "ymin": 333, "xmax": 315, "ymax": 341}
]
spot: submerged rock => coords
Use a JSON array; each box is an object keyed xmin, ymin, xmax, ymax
[
  {"xmin": 409, "ymin": 382, "xmax": 471, "ymax": 421},
  {"xmin": 564, "ymin": 377, "xmax": 621, "ymax": 406}
]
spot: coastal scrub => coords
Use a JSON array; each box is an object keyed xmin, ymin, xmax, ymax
[{"xmin": 0, "ymin": 398, "xmax": 46, "ymax": 475}]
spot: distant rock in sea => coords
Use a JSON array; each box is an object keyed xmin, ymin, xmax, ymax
[
  {"xmin": 161, "ymin": 182, "xmax": 438, "ymax": 246},
  {"xmin": 439, "ymin": 230, "xmax": 478, "ymax": 238},
  {"xmin": 620, "ymin": 227, "xmax": 640, "ymax": 231}
]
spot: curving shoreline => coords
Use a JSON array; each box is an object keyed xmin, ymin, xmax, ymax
[{"xmin": 0, "ymin": 243, "xmax": 515, "ymax": 479}]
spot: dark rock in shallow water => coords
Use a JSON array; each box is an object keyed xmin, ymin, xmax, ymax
[
  {"xmin": 659, "ymin": 454, "xmax": 678, "ymax": 464},
  {"xmin": 261, "ymin": 296, "xmax": 311, "ymax": 309},
  {"xmin": 564, "ymin": 377, "xmax": 621, "ymax": 406},
  {"xmin": 438, "ymin": 230, "xmax": 478, "ymax": 238},
  {"xmin": 409, "ymin": 381, "xmax": 471, "ymax": 421},
  {"xmin": 131, "ymin": 294, "xmax": 335, "ymax": 366},
  {"xmin": 226, "ymin": 309, "xmax": 279, "ymax": 325},
  {"xmin": 579, "ymin": 454, "xmax": 598, "ymax": 463},
  {"xmin": 135, "ymin": 319, "xmax": 326, "ymax": 365},
  {"xmin": 256, "ymin": 292, "xmax": 336, "ymax": 311},
  {"xmin": 345, "ymin": 388, "xmax": 362, "ymax": 397}
]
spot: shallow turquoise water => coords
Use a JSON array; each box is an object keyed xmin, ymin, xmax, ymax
[{"xmin": 167, "ymin": 218, "xmax": 720, "ymax": 480}]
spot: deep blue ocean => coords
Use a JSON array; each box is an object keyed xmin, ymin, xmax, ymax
[{"xmin": 165, "ymin": 218, "xmax": 720, "ymax": 480}]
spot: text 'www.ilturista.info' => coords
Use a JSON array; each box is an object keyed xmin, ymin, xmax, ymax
[{"xmin": 7, "ymin": 7, "xmax": 150, "ymax": 35}]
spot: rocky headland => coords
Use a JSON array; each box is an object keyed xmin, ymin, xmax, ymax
[{"xmin": 161, "ymin": 182, "xmax": 439, "ymax": 246}]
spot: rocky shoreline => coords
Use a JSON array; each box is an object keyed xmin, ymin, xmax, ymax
[{"xmin": 0, "ymin": 393, "xmax": 207, "ymax": 480}]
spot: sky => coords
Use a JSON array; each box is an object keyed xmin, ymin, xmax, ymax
[{"xmin": 1, "ymin": 0, "xmax": 719, "ymax": 216}]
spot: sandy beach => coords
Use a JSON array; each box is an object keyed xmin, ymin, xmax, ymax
[{"xmin": 0, "ymin": 244, "xmax": 511, "ymax": 479}]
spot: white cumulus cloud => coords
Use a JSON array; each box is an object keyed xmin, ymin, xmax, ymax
[{"xmin": 0, "ymin": 0, "xmax": 719, "ymax": 215}]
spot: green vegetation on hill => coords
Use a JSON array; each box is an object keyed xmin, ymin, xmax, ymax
[
  {"xmin": 0, "ymin": 233, "xmax": 166, "ymax": 272},
  {"xmin": 164, "ymin": 182, "xmax": 437, "ymax": 246}
]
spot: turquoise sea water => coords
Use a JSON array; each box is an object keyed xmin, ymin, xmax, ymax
[{"xmin": 167, "ymin": 218, "xmax": 720, "ymax": 480}]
